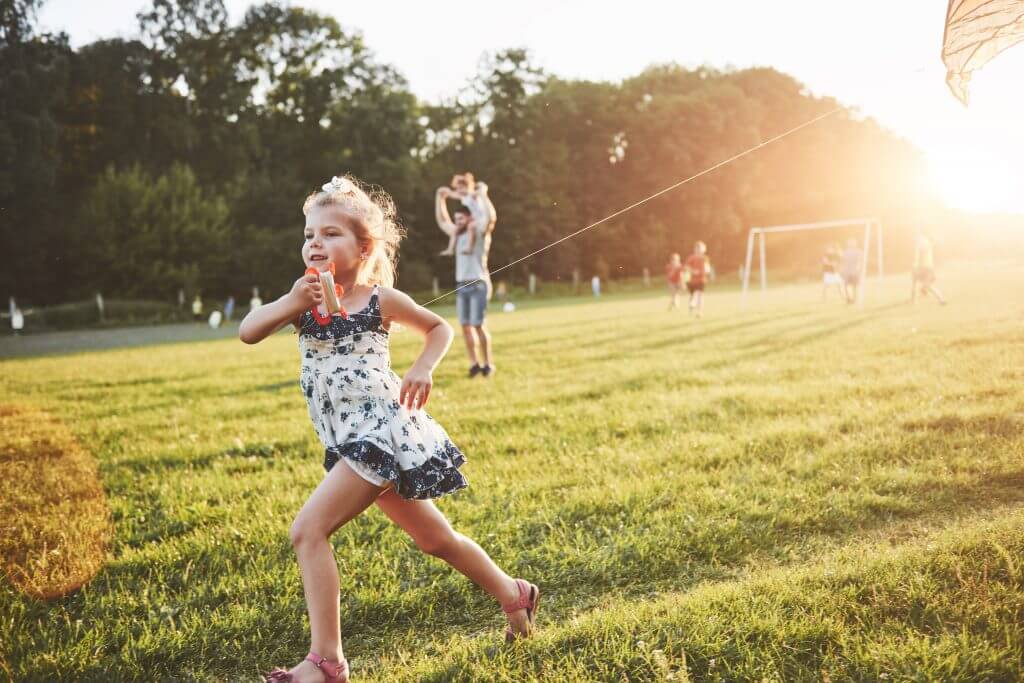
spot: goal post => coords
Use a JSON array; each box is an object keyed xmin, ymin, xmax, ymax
[{"xmin": 741, "ymin": 218, "xmax": 883, "ymax": 306}]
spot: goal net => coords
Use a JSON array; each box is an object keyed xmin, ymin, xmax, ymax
[{"xmin": 741, "ymin": 218, "xmax": 883, "ymax": 305}]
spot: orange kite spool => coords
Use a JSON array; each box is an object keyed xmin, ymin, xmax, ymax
[{"xmin": 305, "ymin": 262, "xmax": 349, "ymax": 323}]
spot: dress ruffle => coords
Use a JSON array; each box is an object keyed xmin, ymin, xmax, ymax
[{"xmin": 325, "ymin": 440, "xmax": 468, "ymax": 500}]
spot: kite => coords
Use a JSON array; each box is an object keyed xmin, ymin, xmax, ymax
[{"xmin": 942, "ymin": 0, "xmax": 1024, "ymax": 105}]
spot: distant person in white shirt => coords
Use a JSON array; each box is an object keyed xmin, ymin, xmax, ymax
[
  {"xmin": 249, "ymin": 287, "xmax": 263, "ymax": 312},
  {"xmin": 911, "ymin": 232, "xmax": 947, "ymax": 305}
]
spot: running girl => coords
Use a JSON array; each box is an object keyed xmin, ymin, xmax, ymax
[{"xmin": 239, "ymin": 175, "xmax": 539, "ymax": 682}]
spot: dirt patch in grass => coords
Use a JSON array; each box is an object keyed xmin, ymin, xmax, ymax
[{"xmin": 0, "ymin": 404, "xmax": 112, "ymax": 599}]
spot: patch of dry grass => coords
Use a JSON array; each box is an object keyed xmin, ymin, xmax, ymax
[{"xmin": 0, "ymin": 404, "xmax": 112, "ymax": 600}]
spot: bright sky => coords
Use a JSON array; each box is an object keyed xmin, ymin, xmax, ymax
[{"xmin": 39, "ymin": 0, "xmax": 1024, "ymax": 214}]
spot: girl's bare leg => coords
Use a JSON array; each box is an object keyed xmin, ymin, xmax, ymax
[
  {"xmin": 374, "ymin": 491, "xmax": 531, "ymax": 634},
  {"xmin": 285, "ymin": 463, "xmax": 387, "ymax": 681}
]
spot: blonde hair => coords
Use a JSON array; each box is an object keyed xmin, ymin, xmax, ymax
[
  {"xmin": 695, "ymin": 240, "xmax": 707, "ymax": 253},
  {"xmin": 302, "ymin": 174, "xmax": 405, "ymax": 288}
]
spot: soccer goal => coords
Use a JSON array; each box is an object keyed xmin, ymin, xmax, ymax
[{"xmin": 741, "ymin": 218, "xmax": 883, "ymax": 305}]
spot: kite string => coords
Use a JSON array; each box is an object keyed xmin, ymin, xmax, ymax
[{"xmin": 337, "ymin": 103, "xmax": 843, "ymax": 318}]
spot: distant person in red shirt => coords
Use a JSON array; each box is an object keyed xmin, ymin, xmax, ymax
[
  {"xmin": 685, "ymin": 241, "xmax": 711, "ymax": 318},
  {"xmin": 665, "ymin": 253, "xmax": 684, "ymax": 311}
]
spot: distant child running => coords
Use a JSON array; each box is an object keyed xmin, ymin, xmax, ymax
[
  {"xmin": 911, "ymin": 232, "xmax": 947, "ymax": 305},
  {"xmin": 239, "ymin": 175, "xmax": 539, "ymax": 683},
  {"xmin": 822, "ymin": 244, "xmax": 843, "ymax": 301},
  {"xmin": 665, "ymin": 252, "xmax": 684, "ymax": 310},
  {"xmin": 685, "ymin": 241, "xmax": 711, "ymax": 318}
]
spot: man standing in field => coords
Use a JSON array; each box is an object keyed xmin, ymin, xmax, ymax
[
  {"xmin": 435, "ymin": 173, "xmax": 498, "ymax": 378},
  {"xmin": 911, "ymin": 232, "xmax": 947, "ymax": 305},
  {"xmin": 840, "ymin": 238, "xmax": 863, "ymax": 304}
]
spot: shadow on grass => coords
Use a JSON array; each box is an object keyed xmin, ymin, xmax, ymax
[
  {"xmin": 113, "ymin": 437, "xmax": 311, "ymax": 475},
  {"xmin": 583, "ymin": 309, "xmax": 824, "ymax": 363},
  {"xmin": 902, "ymin": 412, "xmax": 1024, "ymax": 439}
]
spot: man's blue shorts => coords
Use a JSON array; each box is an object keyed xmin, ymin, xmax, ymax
[{"xmin": 455, "ymin": 280, "xmax": 488, "ymax": 326}]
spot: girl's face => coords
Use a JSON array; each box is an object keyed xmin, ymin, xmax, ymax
[{"xmin": 302, "ymin": 204, "xmax": 367, "ymax": 275}]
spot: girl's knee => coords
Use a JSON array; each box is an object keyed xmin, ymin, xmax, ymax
[
  {"xmin": 416, "ymin": 530, "xmax": 461, "ymax": 558},
  {"xmin": 289, "ymin": 517, "xmax": 324, "ymax": 549}
]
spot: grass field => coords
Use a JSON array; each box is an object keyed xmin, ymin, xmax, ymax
[{"xmin": 2, "ymin": 262, "xmax": 1023, "ymax": 681}]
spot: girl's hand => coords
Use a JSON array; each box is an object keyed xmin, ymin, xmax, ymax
[
  {"xmin": 399, "ymin": 365, "xmax": 433, "ymax": 411},
  {"xmin": 437, "ymin": 187, "xmax": 451, "ymax": 199},
  {"xmin": 289, "ymin": 273, "xmax": 323, "ymax": 309}
]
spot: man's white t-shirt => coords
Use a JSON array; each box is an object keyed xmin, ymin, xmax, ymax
[{"xmin": 455, "ymin": 193, "xmax": 492, "ymax": 283}]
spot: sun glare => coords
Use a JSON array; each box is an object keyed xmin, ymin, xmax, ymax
[
  {"xmin": 929, "ymin": 150, "xmax": 1022, "ymax": 214},
  {"xmin": 925, "ymin": 50, "xmax": 1024, "ymax": 215}
]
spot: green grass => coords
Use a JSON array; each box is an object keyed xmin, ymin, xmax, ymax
[{"xmin": 2, "ymin": 260, "xmax": 1023, "ymax": 681}]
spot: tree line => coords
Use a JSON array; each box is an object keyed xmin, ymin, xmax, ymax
[{"xmin": 1, "ymin": 0, "xmax": 933, "ymax": 307}]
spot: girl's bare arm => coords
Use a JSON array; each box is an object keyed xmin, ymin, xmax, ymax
[
  {"xmin": 378, "ymin": 287, "xmax": 454, "ymax": 410},
  {"xmin": 239, "ymin": 273, "xmax": 322, "ymax": 344}
]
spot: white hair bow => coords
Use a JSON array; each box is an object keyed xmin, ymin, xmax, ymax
[{"xmin": 322, "ymin": 176, "xmax": 354, "ymax": 194}]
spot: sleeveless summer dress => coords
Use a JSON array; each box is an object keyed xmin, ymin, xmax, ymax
[{"xmin": 297, "ymin": 285, "xmax": 468, "ymax": 499}]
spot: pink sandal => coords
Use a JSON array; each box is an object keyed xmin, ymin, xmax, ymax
[
  {"xmin": 501, "ymin": 578, "xmax": 541, "ymax": 643},
  {"xmin": 266, "ymin": 652, "xmax": 349, "ymax": 682}
]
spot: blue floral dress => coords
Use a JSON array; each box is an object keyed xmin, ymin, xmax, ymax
[{"xmin": 297, "ymin": 285, "xmax": 468, "ymax": 499}]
